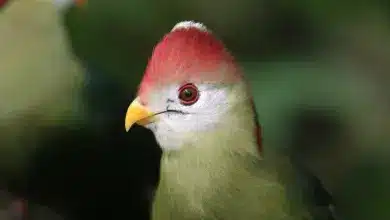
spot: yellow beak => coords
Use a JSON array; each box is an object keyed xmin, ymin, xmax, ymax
[{"xmin": 125, "ymin": 98, "xmax": 156, "ymax": 131}]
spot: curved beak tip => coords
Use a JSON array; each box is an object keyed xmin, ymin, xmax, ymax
[
  {"xmin": 124, "ymin": 98, "xmax": 154, "ymax": 132},
  {"xmin": 124, "ymin": 124, "xmax": 131, "ymax": 132}
]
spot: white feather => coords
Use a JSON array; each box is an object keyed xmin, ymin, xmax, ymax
[
  {"xmin": 144, "ymin": 82, "xmax": 253, "ymax": 151},
  {"xmin": 171, "ymin": 21, "xmax": 210, "ymax": 33}
]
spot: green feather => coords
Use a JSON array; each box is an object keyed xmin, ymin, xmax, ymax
[{"xmin": 151, "ymin": 85, "xmax": 311, "ymax": 220}]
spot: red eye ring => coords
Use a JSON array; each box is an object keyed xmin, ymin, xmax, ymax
[{"xmin": 178, "ymin": 83, "xmax": 199, "ymax": 105}]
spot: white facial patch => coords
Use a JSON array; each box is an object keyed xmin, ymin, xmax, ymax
[
  {"xmin": 145, "ymin": 83, "xmax": 235, "ymax": 150},
  {"xmin": 171, "ymin": 21, "xmax": 210, "ymax": 33}
]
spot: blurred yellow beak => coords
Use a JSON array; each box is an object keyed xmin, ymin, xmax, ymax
[{"xmin": 125, "ymin": 98, "xmax": 156, "ymax": 131}]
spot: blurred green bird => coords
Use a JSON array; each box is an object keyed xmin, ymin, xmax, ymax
[{"xmin": 1, "ymin": 1, "xmax": 160, "ymax": 220}]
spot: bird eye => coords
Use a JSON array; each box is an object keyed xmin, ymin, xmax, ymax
[{"xmin": 178, "ymin": 83, "xmax": 199, "ymax": 105}]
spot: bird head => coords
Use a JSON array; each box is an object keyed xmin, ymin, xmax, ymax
[{"xmin": 125, "ymin": 21, "xmax": 261, "ymax": 152}]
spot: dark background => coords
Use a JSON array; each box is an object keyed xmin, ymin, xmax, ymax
[{"xmin": 1, "ymin": 0, "xmax": 389, "ymax": 219}]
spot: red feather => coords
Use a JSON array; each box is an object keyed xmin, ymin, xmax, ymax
[
  {"xmin": 138, "ymin": 22, "xmax": 262, "ymax": 154},
  {"xmin": 0, "ymin": 0, "xmax": 10, "ymax": 9},
  {"xmin": 138, "ymin": 24, "xmax": 242, "ymax": 102}
]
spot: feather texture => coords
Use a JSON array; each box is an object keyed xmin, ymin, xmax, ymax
[
  {"xmin": 139, "ymin": 21, "xmax": 242, "ymax": 103},
  {"xmin": 152, "ymin": 83, "xmax": 310, "ymax": 220}
]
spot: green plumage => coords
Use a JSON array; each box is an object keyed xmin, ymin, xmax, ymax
[
  {"xmin": 151, "ymin": 87, "xmax": 311, "ymax": 220},
  {"xmin": 0, "ymin": 0, "xmax": 83, "ymax": 180},
  {"xmin": 154, "ymin": 153, "xmax": 311, "ymax": 220}
]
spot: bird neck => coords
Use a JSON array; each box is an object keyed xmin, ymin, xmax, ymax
[
  {"xmin": 156, "ymin": 102, "xmax": 261, "ymax": 213},
  {"xmin": 162, "ymin": 99, "xmax": 260, "ymax": 159}
]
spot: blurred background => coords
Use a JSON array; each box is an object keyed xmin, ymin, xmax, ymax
[{"xmin": 0, "ymin": 0, "xmax": 389, "ymax": 219}]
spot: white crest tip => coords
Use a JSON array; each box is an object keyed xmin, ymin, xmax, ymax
[{"xmin": 171, "ymin": 21, "xmax": 210, "ymax": 33}]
